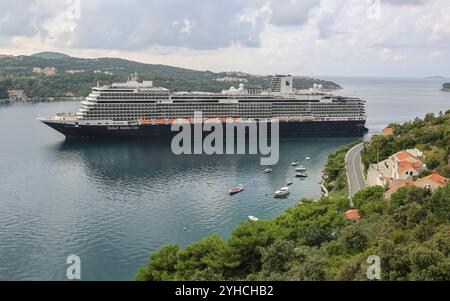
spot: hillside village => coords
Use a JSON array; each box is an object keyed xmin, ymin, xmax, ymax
[{"xmin": 367, "ymin": 147, "xmax": 449, "ymax": 199}]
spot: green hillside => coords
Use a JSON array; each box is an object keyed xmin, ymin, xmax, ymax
[
  {"xmin": 0, "ymin": 53, "xmax": 341, "ymax": 99},
  {"xmin": 31, "ymin": 51, "xmax": 71, "ymax": 59}
]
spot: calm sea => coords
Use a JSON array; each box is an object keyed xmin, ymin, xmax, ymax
[{"xmin": 0, "ymin": 77, "xmax": 448, "ymax": 280}]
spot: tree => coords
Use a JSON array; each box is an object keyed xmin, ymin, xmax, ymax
[
  {"xmin": 389, "ymin": 186, "xmax": 431, "ymax": 211},
  {"xmin": 260, "ymin": 240, "xmax": 296, "ymax": 275},
  {"xmin": 228, "ymin": 220, "xmax": 282, "ymax": 275},
  {"xmin": 340, "ymin": 225, "xmax": 369, "ymax": 254},
  {"xmin": 275, "ymin": 199, "xmax": 343, "ymax": 246},
  {"xmin": 392, "ymin": 203, "xmax": 428, "ymax": 230},
  {"xmin": 286, "ymin": 255, "xmax": 327, "ymax": 281},
  {"xmin": 408, "ymin": 246, "xmax": 450, "ymax": 280},
  {"xmin": 174, "ymin": 235, "xmax": 232, "ymax": 280},
  {"xmin": 427, "ymin": 183, "xmax": 450, "ymax": 222},
  {"xmin": 352, "ymin": 186, "xmax": 385, "ymax": 210},
  {"xmin": 135, "ymin": 245, "xmax": 179, "ymax": 281}
]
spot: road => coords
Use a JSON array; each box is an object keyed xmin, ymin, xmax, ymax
[{"xmin": 345, "ymin": 143, "xmax": 367, "ymax": 207}]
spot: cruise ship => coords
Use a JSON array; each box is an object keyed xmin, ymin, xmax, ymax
[{"xmin": 38, "ymin": 74, "xmax": 367, "ymax": 138}]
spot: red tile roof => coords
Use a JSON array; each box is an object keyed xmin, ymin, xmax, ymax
[
  {"xmin": 383, "ymin": 128, "xmax": 394, "ymax": 136},
  {"xmin": 398, "ymin": 161, "xmax": 423, "ymax": 168},
  {"xmin": 386, "ymin": 179, "xmax": 414, "ymax": 195},
  {"xmin": 416, "ymin": 173, "xmax": 449, "ymax": 187},
  {"xmin": 395, "ymin": 151, "xmax": 415, "ymax": 161},
  {"xmin": 345, "ymin": 209, "xmax": 361, "ymax": 220}
]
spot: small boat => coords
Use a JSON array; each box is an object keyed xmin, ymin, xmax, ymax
[
  {"xmin": 274, "ymin": 187, "xmax": 290, "ymax": 198},
  {"xmin": 248, "ymin": 216, "xmax": 259, "ymax": 222},
  {"xmin": 286, "ymin": 181, "xmax": 293, "ymax": 186},
  {"xmin": 305, "ymin": 157, "xmax": 311, "ymax": 161},
  {"xmin": 291, "ymin": 161, "xmax": 299, "ymax": 166},
  {"xmin": 229, "ymin": 184, "xmax": 244, "ymax": 195},
  {"xmin": 296, "ymin": 172, "xmax": 308, "ymax": 178},
  {"xmin": 296, "ymin": 166, "xmax": 307, "ymax": 172},
  {"xmin": 264, "ymin": 168, "xmax": 273, "ymax": 174}
]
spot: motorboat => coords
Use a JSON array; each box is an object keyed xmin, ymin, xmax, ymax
[
  {"xmin": 305, "ymin": 157, "xmax": 311, "ymax": 161},
  {"xmin": 229, "ymin": 184, "xmax": 244, "ymax": 195},
  {"xmin": 296, "ymin": 166, "xmax": 307, "ymax": 172},
  {"xmin": 264, "ymin": 168, "xmax": 273, "ymax": 174},
  {"xmin": 291, "ymin": 161, "xmax": 299, "ymax": 166},
  {"xmin": 274, "ymin": 187, "xmax": 290, "ymax": 198},
  {"xmin": 296, "ymin": 172, "xmax": 308, "ymax": 178},
  {"xmin": 286, "ymin": 181, "xmax": 293, "ymax": 186},
  {"xmin": 248, "ymin": 216, "xmax": 259, "ymax": 222}
]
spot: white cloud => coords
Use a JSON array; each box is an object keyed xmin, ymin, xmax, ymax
[{"xmin": 0, "ymin": 0, "xmax": 449, "ymax": 77}]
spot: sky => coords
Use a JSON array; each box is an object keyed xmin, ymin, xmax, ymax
[{"xmin": 0, "ymin": 0, "xmax": 449, "ymax": 77}]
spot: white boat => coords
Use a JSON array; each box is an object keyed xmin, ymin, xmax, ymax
[
  {"xmin": 291, "ymin": 161, "xmax": 299, "ymax": 166},
  {"xmin": 296, "ymin": 172, "xmax": 308, "ymax": 178},
  {"xmin": 248, "ymin": 216, "xmax": 259, "ymax": 222},
  {"xmin": 274, "ymin": 187, "xmax": 290, "ymax": 198},
  {"xmin": 306, "ymin": 157, "xmax": 311, "ymax": 161},
  {"xmin": 296, "ymin": 166, "xmax": 307, "ymax": 172},
  {"xmin": 264, "ymin": 168, "xmax": 273, "ymax": 173}
]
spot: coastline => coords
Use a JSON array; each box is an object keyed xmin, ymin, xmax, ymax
[
  {"xmin": 135, "ymin": 111, "xmax": 450, "ymax": 281},
  {"xmin": 1, "ymin": 97, "xmax": 80, "ymax": 104}
]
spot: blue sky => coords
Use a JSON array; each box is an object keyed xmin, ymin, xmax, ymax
[{"xmin": 0, "ymin": 0, "xmax": 449, "ymax": 77}]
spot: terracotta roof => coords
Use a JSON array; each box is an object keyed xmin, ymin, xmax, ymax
[
  {"xmin": 398, "ymin": 164, "xmax": 422, "ymax": 174},
  {"xmin": 399, "ymin": 166, "xmax": 413, "ymax": 174},
  {"xmin": 395, "ymin": 151, "xmax": 415, "ymax": 161},
  {"xmin": 345, "ymin": 209, "xmax": 361, "ymax": 220},
  {"xmin": 386, "ymin": 179, "xmax": 413, "ymax": 194},
  {"xmin": 383, "ymin": 128, "xmax": 394, "ymax": 136},
  {"xmin": 416, "ymin": 173, "xmax": 449, "ymax": 187},
  {"xmin": 398, "ymin": 161, "xmax": 423, "ymax": 168}
]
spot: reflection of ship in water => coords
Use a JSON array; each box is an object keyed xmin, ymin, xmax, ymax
[
  {"xmin": 51, "ymin": 139, "xmax": 265, "ymax": 189},
  {"xmin": 50, "ymin": 137, "xmax": 358, "ymax": 196},
  {"xmin": 39, "ymin": 74, "xmax": 368, "ymax": 139}
]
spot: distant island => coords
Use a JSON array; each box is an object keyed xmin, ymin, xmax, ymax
[
  {"xmin": 442, "ymin": 83, "xmax": 450, "ymax": 91},
  {"xmin": 0, "ymin": 52, "xmax": 341, "ymax": 101}
]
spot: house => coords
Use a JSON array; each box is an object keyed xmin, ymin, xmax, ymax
[
  {"xmin": 7, "ymin": 89, "xmax": 27, "ymax": 101},
  {"xmin": 384, "ymin": 173, "xmax": 449, "ymax": 199},
  {"xmin": 33, "ymin": 66, "xmax": 57, "ymax": 76},
  {"xmin": 368, "ymin": 148, "xmax": 427, "ymax": 190},
  {"xmin": 43, "ymin": 67, "xmax": 57, "ymax": 76},
  {"xmin": 414, "ymin": 173, "xmax": 449, "ymax": 191},
  {"xmin": 383, "ymin": 127, "xmax": 394, "ymax": 137},
  {"xmin": 388, "ymin": 149, "xmax": 426, "ymax": 180},
  {"xmin": 345, "ymin": 209, "xmax": 361, "ymax": 220},
  {"xmin": 32, "ymin": 67, "xmax": 42, "ymax": 74},
  {"xmin": 384, "ymin": 179, "xmax": 414, "ymax": 199},
  {"xmin": 66, "ymin": 70, "xmax": 86, "ymax": 74}
]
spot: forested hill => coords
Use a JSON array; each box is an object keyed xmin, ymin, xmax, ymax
[{"xmin": 0, "ymin": 52, "xmax": 341, "ymax": 99}]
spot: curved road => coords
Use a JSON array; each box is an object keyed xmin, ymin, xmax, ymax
[{"xmin": 345, "ymin": 143, "xmax": 367, "ymax": 207}]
